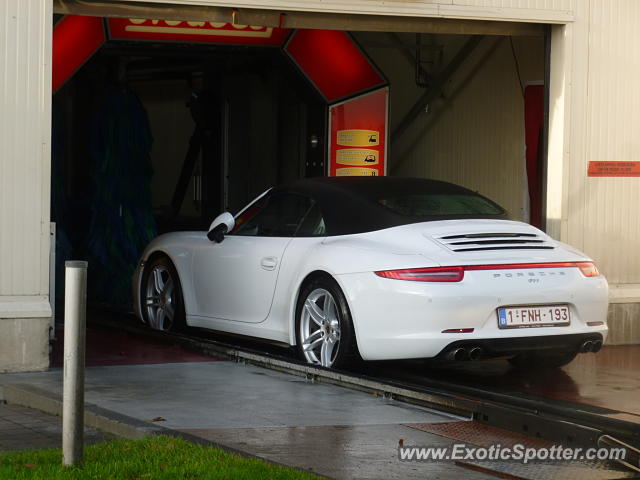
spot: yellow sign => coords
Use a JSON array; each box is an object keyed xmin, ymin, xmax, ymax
[
  {"xmin": 336, "ymin": 167, "xmax": 379, "ymax": 177},
  {"xmin": 336, "ymin": 149, "xmax": 379, "ymax": 166},
  {"xmin": 336, "ymin": 130, "xmax": 379, "ymax": 147}
]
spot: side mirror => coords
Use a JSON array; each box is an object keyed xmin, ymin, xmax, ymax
[{"xmin": 207, "ymin": 212, "xmax": 235, "ymax": 243}]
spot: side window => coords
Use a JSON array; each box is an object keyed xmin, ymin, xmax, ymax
[
  {"xmin": 296, "ymin": 204, "xmax": 326, "ymax": 237},
  {"xmin": 230, "ymin": 197, "xmax": 268, "ymax": 234},
  {"xmin": 232, "ymin": 193, "xmax": 314, "ymax": 237}
]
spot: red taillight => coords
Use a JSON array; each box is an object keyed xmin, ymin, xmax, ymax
[
  {"xmin": 576, "ymin": 262, "xmax": 600, "ymax": 277},
  {"xmin": 375, "ymin": 261, "xmax": 601, "ymax": 282},
  {"xmin": 375, "ymin": 266, "xmax": 464, "ymax": 282},
  {"xmin": 463, "ymin": 261, "xmax": 600, "ymax": 276},
  {"xmin": 442, "ymin": 328, "xmax": 474, "ymax": 333},
  {"xmin": 463, "ymin": 262, "xmax": 576, "ymax": 271}
]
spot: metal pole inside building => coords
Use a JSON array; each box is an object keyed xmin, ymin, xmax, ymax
[{"xmin": 62, "ymin": 261, "xmax": 87, "ymax": 466}]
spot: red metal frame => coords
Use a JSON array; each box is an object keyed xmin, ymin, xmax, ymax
[{"xmin": 52, "ymin": 15, "xmax": 106, "ymax": 92}]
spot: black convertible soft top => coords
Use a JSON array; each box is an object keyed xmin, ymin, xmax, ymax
[{"xmin": 271, "ymin": 176, "xmax": 507, "ymax": 237}]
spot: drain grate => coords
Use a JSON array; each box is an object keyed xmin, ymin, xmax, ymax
[{"xmin": 407, "ymin": 421, "xmax": 555, "ymax": 449}]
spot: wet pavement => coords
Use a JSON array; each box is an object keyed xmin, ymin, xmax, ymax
[
  {"xmin": 4, "ymin": 360, "xmax": 635, "ymax": 479},
  {"xmin": 82, "ymin": 316, "xmax": 640, "ymax": 426},
  {"xmin": 0, "ymin": 324, "xmax": 637, "ymax": 479},
  {"xmin": 78, "ymin": 314, "xmax": 640, "ymax": 426},
  {"xmin": 1, "ymin": 361, "xmax": 498, "ymax": 479},
  {"xmin": 364, "ymin": 345, "xmax": 640, "ymax": 427}
]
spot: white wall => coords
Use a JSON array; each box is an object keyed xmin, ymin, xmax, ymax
[
  {"xmin": 0, "ymin": 0, "xmax": 52, "ymax": 372},
  {"xmin": 573, "ymin": 0, "xmax": 640, "ymax": 286},
  {"xmin": 548, "ymin": 0, "xmax": 640, "ymax": 343},
  {"xmin": 549, "ymin": 0, "xmax": 640, "ymax": 286}
]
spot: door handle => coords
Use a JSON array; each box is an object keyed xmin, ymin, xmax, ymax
[{"xmin": 260, "ymin": 256, "xmax": 278, "ymax": 271}]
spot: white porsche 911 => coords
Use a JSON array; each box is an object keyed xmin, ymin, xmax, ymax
[{"xmin": 133, "ymin": 177, "xmax": 608, "ymax": 369}]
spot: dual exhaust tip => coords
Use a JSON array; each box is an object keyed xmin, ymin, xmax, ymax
[
  {"xmin": 447, "ymin": 346, "xmax": 483, "ymax": 362},
  {"xmin": 446, "ymin": 339, "xmax": 602, "ymax": 361},
  {"xmin": 579, "ymin": 339, "xmax": 603, "ymax": 353}
]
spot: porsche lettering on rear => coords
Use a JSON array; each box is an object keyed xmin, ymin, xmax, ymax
[{"xmin": 491, "ymin": 271, "xmax": 567, "ymax": 278}]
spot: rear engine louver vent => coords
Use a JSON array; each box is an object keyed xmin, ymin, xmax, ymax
[{"xmin": 437, "ymin": 232, "xmax": 555, "ymax": 252}]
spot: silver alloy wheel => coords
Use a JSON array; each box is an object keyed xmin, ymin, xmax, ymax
[
  {"xmin": 145, "ymin": 264, "xmax": 175, "ymax": 331},
  {"xmin": 299, "ymin": 288, "xmax": 341, "ymax": 367}
]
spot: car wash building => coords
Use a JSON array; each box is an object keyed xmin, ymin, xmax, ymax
[{"xmin": 1, "ymin": 0, "xmax": 639, "ymax": 372}]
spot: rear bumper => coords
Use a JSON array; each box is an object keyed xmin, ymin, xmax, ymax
[
  {"xmin": 435, "ymin": 332, "xmax": 604, "ymax": 358},
  {"xmin": 335, "ymin": 268, "xmax": 609, "ymax": 361}
]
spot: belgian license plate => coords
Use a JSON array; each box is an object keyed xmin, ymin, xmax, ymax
[{"xmin": 497, "ymin": 305, "xmax": 570, "ymax": 328}]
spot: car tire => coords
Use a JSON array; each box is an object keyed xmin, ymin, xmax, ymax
[
  {"xmin": 508, "ymin": 350, "xmax": 577, "ymax": 369},
  {"xmin": 295, "ymin": 276, "xmax": 357, "ymax": 369},
  {"xmin": 140, "ymin": 256, "xmax": 185, "ymax": 332}
]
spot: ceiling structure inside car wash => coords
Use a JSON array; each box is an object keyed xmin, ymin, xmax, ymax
[
  {"xmin": 52, "ymin": 0, "xmax": 548, "ymax": 230},
  {"xmin": 52, "ymin": 14, "xmax": 390, "ymax": 184}
]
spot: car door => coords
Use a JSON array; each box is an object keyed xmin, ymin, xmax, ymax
[{"xmin": 192, "ymin": 192, "xmax": 314, "ymax": 323}]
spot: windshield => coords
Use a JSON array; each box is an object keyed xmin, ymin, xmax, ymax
[{"xmin": 378, "ymin": 193, "xmax": 505, "ymax": 217}]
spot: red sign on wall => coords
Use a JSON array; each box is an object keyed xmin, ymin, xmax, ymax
[
  {"xmin": 107, "ymin": 18, "xmax": 289, "ymax": 46},
  {"xmin": 588, "ymin": 161, "xmax": 640, "ymax": 177},
  {"xmin": 329, "ymin": 88, "xmax": 388, "ymax": 177}
]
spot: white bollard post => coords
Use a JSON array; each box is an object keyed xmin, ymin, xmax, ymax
[{"xmin": 63, "ymin": 261, "xmax": 87, "ymax": 466}]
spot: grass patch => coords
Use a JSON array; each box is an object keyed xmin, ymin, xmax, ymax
[{"xmin": 0, "ymin": 435, "xmax": 320, "ymax": 480}]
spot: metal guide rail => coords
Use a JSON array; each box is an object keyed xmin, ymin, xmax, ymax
[{"xmin": 88, "ymin": 315, "xmax": 639, "ymax": 472}]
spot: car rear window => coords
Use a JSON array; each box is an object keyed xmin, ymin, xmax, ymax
[{"xmin": 378, "ymin": 193, "xmax": 504, "ymax": 217}]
